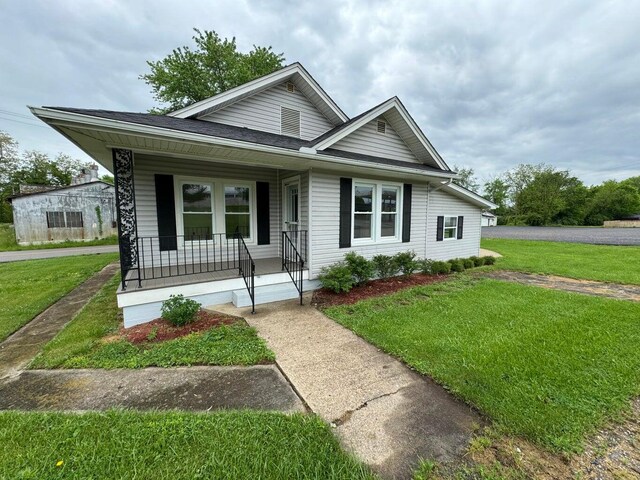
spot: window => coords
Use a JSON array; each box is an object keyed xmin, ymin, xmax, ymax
[
  {"xmin": 66, "ymin": 211, "xmax": 83, "ymax": 228},
  {"xmin": 46, "ymin": 211, "xmax": 65, "ymax": 228},
  {"xmin": 224, "ymin": 185, "xmax": 251, "ymax": 238},
  {"xmin": 444, "ymin": 216, "xmax": 458, "ymax": 239},
  {"xmin": 181, "ymin": 182, "xmax": 213, "ymax": 239},
  {"xmin": 352, "ymin": 181, "xmax": 402, "ymax": 243}
]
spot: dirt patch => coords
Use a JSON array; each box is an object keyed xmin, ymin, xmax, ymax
[
  {"xmin": 112, "ymin": 311, "xmax": 245, "ymax": 345},
  {"xmin": 311, "ymin": 273, "xmax": 450, "ymax": 308}
]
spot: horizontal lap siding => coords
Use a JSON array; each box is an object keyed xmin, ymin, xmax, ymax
[
  {"xmin": 425, "ymin": 188, "xmax": 482, "ymax": 260},
  {"xmin": 331, "ymin": 116, "xmax": 420, "ymax": 164},
  {"xmin": 309, "ymin": 171, "xmax": 428, "ymax": 278},
  {"xmin": 201, "ymin": 83, "xmax": 334, "ymax": 140},
  {"xmin": 133, "ymin": 154, "xmax": 280, "ymax": 265}
]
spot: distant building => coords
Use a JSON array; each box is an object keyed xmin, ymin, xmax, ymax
[
  {"xmin": 481, "ymin": 211, "xmax": 497, "ymax": 227},
  {"xmin": 8, "ymin": 165, "xmax": 117, "ymax": 245},
  {"xmin": 604, "ymin": 213, "xmax": 640, "ymax": 228}
]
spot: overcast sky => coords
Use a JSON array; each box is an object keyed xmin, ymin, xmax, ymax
[{"xmin": 1, "ymin": 0, "xmax": 638, "ymax": 185}]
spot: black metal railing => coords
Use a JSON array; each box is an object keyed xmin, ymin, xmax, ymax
[
  {"xmin": 282, "ymin": 230, "xmax": 305, "ymax": 305},
  {"xmin": 237, "ymin": 233, "xmax": 256, "ymax": 314}
]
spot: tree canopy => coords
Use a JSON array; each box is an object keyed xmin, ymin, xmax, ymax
[{"xmin": 141, "ymin": 29, "xmax": 285, "ymax": 114}]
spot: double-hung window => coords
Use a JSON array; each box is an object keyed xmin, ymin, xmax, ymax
[
  {"xmin": 352, "ymin": 181, "xmax": 402, "ymax": 243},
  {"xmin": 444, "ymin": 216, "xmax": 458, "ymax": 239},
  {"xmin": 224, "ymin": 185, "xmax": 251, "ymax": 238},
  {"xmin": 181, "ymin": 182, "xmax": 213, "ymax": 239}
]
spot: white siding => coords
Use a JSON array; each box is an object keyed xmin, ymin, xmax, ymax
[
  {"xmin": 309, "ymin": 170, "xmax": 428, "ymax": 278},
  {"xmin": 331, "ymin": 116, "xmax": 420, "ymax": 163},
  {"xmin": 201, "ymin": 83, "xmax": 334, "ymax": 140},
  {"xmin": 425, "ymin": 188, "xmax": 482, "ymax": 260}
]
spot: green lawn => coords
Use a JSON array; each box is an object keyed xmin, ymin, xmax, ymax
[
  {"xmin": 482, "ymin": 238, "xmax": 640, "ymax": 285},
  {"xmin": 0, "ymin": 254, "xmax": 118, "ymax": 342},
  {"xmin": 0, "ymin": 410, "xmax": 374, "ymax": 480},
  {"xmin": 0, "ymin": 223, "xmax": 117, "ymax": 251},
  {"xmin": 31, "ymin": 274, "xmax": 274, "ymax": 369},
  {"xmin": 325, "ymin": 278, "xmax": 640, "ymax": 453}
]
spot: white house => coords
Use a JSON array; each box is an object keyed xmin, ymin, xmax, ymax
[{"xmin": 31, "ymin": 62, "xmax": 495, "ymax": 326}]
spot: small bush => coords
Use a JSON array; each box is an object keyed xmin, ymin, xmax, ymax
[
  {"xmin": 419, "ymin": 258, "xmax": 434, "ymax": 274},
  {"xmin": 430, "ymin": 261, "xmax": 451, "ymax": 275},
  {"xmin": 470, "ymin": 256, "xmax": 485, "ymax": 267},
  {"xmin": 449, "ymin": 259, "xmax": 465, "ymax": 272},
  {"xmin": 344, "ymin": 252, "xmax": 374, "ymax": 285},
  {"xmin": 372, "ymin": 254, "xmax": 399, "ymax": 279},
  {"xmin": 463, "ymin": 258, "xmax": 475, "ymax": 269},
  {"xmin": 161, "ymin": 294, "xmax": 200, "ymax": 327},
  {"xmin": 394, "ymin": 251, "xmax": 418, "ymax": 276},
  {"xmin": 318, "ymin": 263, "xmax": 355, "ymax": 293},
  {"xmin": 482, "ymin": 255, "xmax": 497, "ymax": 265}
]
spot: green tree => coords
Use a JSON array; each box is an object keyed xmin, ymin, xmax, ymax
[
  {"xmin": 100, "ymin": 174, "xmax": 114, "ymax": 185},
  {"xmin": 517, "ymin": 170, "xmax": 582, "ymax": 225},
  {"xmin": 585, "ymin": 181, "xmax": 640, "ymax": 225},
  {"xmin": 141, "ymin": 29, "xmax": 285, "ymax": 114},
  {"xmin": 483, "ymin": 177, "xmax": 510, "ymax": 215},
  {"xmin": 452, "ymin": 165, "xmax": 480, "ymax": 192}
]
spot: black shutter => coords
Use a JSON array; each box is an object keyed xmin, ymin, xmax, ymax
[
  {"xmin": 457, "ymin": 216, "xmax": 464, "ymax": 239},
  {"xmin": 154, "ymin": 174, "xmax": 177, "ymax": 251},
  {"xmin": 402, "ymin": 184, "xmax": 412, "ymax": 243},
  {"xmin": 256, "ymin": 181, "xmax": 270, "ymax": 245},
  {"xmin": 339, "ymin": 177, "xmax": 352, "ymax": 248},
  {"xmin": 436, "ymin": 215, "xmax": 444, "ymax": 241}
]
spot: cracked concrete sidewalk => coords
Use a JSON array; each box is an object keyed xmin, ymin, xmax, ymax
[{"xmin": 214, "ymin": 296, "xmax": 482, "ymax": 480}]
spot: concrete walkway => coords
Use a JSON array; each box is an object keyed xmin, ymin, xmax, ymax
[
  {"xmin": 0, "ymin": 263, "xmax": 120, "ymax": 379},
  {"xmin": 215, "ymin": 297, "xmax": 482, "ymax": 480},
  {"xmin": 0, "ymin": 244, "xmax": 118, "ymax": 263}
]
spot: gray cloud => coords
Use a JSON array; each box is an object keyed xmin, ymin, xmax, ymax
[{"xmin": 1, "ymin": 0, "xmax": 638, "ymax": 185}]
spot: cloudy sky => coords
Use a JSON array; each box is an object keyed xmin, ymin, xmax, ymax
[{"xmin": 1, "ymin": 0, "xmax": 638, "ymax": 186}]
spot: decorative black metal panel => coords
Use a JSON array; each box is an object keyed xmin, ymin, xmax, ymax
[{"xmin": 113, "ymin": 149, "xmax": 138, "ymax": 287}]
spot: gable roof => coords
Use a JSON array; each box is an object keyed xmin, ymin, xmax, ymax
[
  {"xmin": 308, "ymin": 97, "xmax": 451, "ymax": 171},
  {"xmin": 7, "ymin": 180, "xmax": 114, "ymax": 202},
  {"xmin": 167, "ymin": 62, "xmax": 349, "ymax": 126}
]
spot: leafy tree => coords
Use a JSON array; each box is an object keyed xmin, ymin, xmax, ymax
[
  {"xmin": 100, "ymin": 174, "xmax": 114, "ymax": 185},
  {"xmin": 505, "ymin": 163, "xmax": 553, "ymax": 216},
  {"xmin": 452, "ymin": 165, "xmax": 480, "ymax": 192},
  {"xmin": 141, "ymin": 29, "xmax": 285, "ymax": 114},
  {"xmin": 585, "ymin": 181, "xmax": 640, "ymax": 225},
  {"xmin": 483, "ymin": 177, "xmax": 510, "ymax": 215},
  {"xmin": 517, "ymin": 170, "xmax": 581, "ymax": 225}
]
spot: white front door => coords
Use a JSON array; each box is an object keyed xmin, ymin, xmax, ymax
[{"xmin": 283, "ymin": 180, "xmax": 300, "ymax": 232}]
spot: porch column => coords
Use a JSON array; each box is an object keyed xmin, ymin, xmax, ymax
[{"xmin": 112, "ymin": 148, "xmax": 139, "ymax": 288}]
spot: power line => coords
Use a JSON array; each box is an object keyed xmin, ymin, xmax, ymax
[
  {"xmin": 0, "ymin": 114, "xmax": 49, "ymax": 129},
  {"xmin": 0, "ymin": 109, "xmax": 34, "ymax": 120}
]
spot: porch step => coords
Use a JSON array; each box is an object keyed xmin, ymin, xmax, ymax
[{"xmin": 232, "ymin": 280, "xmax": 321, "ymax": 308}]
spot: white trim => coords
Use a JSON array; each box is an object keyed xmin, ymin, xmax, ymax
[
  {"xmin": 443, "ymin": 215, "xmax": 458, "ymax": 241},
  {"xmin": 351, "ymin": 178, "xmax": 403, "ymax": 246},
  {"xmin": 442, "ymin": 183, "xmax": 498, "ymax": 209},
  {"xmin": 174, "ymin": 178, "xmax": 216, "ymax": 241},
  {"xmin": 307, "ymin": 169, "xmax": 313, "ymax": 278},
  {"xmin": 166, "ymin": 63, "xmax": 349, "ymax": 123},
  {"xmin": 281, "ymin": 175, "xmax": 301, "ymax": 231}
]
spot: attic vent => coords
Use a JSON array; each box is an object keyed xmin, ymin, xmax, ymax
[
  {"xmin": 286, "ymin": 82, "xmax": 296, "ymax": 93},
  {"xmin": 377, "ymin": 120, "xmax": 386, "ymax": 134},
  {"xmin": 281, "ymin": 106, "xmax": 301, "ymax": 137}
]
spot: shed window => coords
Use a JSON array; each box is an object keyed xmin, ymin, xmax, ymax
[
  {"xmin": 46, "ymin": 211, "xmax": 65, "ymax": 228},
  {"xmin": 66, "ymin": 211, "xmax": 83, "ymax": 228}
]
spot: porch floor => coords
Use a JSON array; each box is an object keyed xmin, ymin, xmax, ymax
[{"xmin": 121, "ymin": 257, "xmax": 297, "ymax": 292}]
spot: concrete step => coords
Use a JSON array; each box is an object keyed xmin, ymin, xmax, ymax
[{"xmin": 232, "ymin": 279, "xmax": 321, "ymax": 308}]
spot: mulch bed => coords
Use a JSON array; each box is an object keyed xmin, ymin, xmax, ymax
[
  {"xmin": 312, "ymin": 273, "xmax": 450, "ymax": 308},
  {"xmin": 118, "ymin": 310, "xmax": 245, "ymax": 345}
]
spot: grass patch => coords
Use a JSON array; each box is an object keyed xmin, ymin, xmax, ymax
[
  {"xmin": 0, "ymin": 254, "xmax": 118, "ymax": 342},
  {"xmin": 482, "ymin": 238, "xmax": 640, "ymax": 285},
  {"xmin": 0, "ymin": 410, "xmax": 374, "ymax": 479},
  {"xmin": 325, "ymin": 278, "xmax": 640, "ymax": 453},
  {"xmin": 31, "ymin": 274, "xmax": 274, "ymax": 368},
  {"xmin": 0, "ymin": 223, "xmax": 117, "ymax": 251}
]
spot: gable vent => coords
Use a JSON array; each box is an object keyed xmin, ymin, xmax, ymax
[
  {"xmin": 286, "ymin": 82, "xmax": 296, "ymax": 93},
  {"xmin": 377, "ymin": 120, "xmax": 386, "ymax": 134},
  {"xmin": 281, "ymin": 106, "xmax": 301, "ymax": 138}
]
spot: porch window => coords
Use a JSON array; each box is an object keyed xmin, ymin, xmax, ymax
[
  {"xmin": 352, "ymin": 181, "xmax": 402, "ymax": 243},
  {"xmin": 444, "ymin": 216, "xmax": 457, "ymax": 239},
  {"xmin": 224, "ymin": 185, "xmax": 251, "ymax": 238},
  {"xmin": 353, "ymin": 184, "xmax": 374, "ymax": 239},
  {"xmin": 181, "ymin": 183, "xmax": 213, "ymax": 239},
  {"xmin": 380, "ymin": 186, "xmax": 399, "ymax": 237}
]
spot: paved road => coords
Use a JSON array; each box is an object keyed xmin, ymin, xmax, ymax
[
  {"xmin": 482, "ymin": 226, "xmax": 640, "ymax": 246},
  {"xmin": 0, "ymin": 245, "xmax": 119, "ymax": 263}
]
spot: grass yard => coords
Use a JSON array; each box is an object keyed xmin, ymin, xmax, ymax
[
  {"xmin": 31, "ymin": 274, "xmax": 274, "ymax": 369},
  {"xmin": 482, "ymin": 238, "xmax": 640, "ymax": 285},
  {"xmin": 325, "ymin": 277, "xmax": 640, "ymax": 453},
  {"xmin": 0, "ymin": 254, "xmax": 118, "ymax": 342},
  {"xmin": 0, "ymin": 223, "xmax": 117, "ymax": 251},
  {"xmin": 0, "ymin": 410, "xmax": 374, "ymax": 480}
]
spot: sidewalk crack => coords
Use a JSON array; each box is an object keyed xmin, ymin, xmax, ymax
[{"xmin": 332, "ymin": 385, "xmax": 408, "ymax": 427}]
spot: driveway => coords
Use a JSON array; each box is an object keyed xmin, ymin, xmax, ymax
[
  {"xmin": 0, "ymin": 245, "xmax": 119, "ymax": 263},
  {"xmin": 482, "ymin": 226, "xmax": 640, "ymax": 245}
]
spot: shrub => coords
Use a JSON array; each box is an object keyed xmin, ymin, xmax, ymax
[
  {"xmin": 318, "ymin": 263, "xmax": 355, "ymax": 293},
  {"xmin": 482, "ymin": 255, "xmax": 497, "ymax": 265},
  {"xmin": 463, "ymin": 258, "xmax": 475, "ymax": 269},
  {"xmin": 372, "ymin": 254, "xmax": 399, "ymax": 279},
  {"xmin": 394, "ymin": 251, "xmax": 418, "ymax": 276},
  {"xmin": 449, "ymin": 259, "xmax": 465, "ymax": 272},
  {"xmin": 161, "ymin": 294, "xmax": 200, "ymax": 327},
  {"xmin": 430, "ymin": 261, "xmax": 451, "ymax": 275},
  {"xmin": 344, "ymin": 252, "xmax": 374, "ymax": 285},
  {"xmin": 470, "ymin": 256, "xmax": 485, "ymax": 267},
  {"xmin": 419, "ymin": 258, "xmax": 434, "ymax": 274}
]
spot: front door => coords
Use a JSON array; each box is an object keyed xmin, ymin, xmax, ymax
[{"xmin": 283, "ymin": 180, "xmax": 299, "ymax": 233}]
